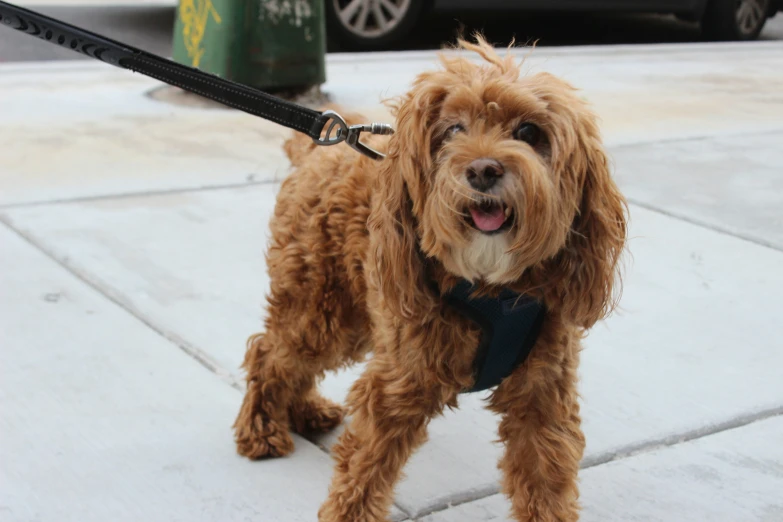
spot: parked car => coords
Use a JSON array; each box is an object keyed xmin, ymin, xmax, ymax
[{"xmin": 325, "ymin": 0, "xmax": 782, "ymax": 50}]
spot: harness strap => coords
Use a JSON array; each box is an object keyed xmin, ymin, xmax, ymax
[
  {"xmin": 445, "ymin": 281, "xmax": 546, "ymax": 393},
  {"xmin": 414, "ymin": 239, "xmax": 546, "ymax": 393}
]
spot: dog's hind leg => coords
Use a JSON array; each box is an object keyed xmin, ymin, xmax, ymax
[
  {"xmin": 288, "ymin": 388, "xmax": 345, "ymax": 435},
  {"xmin": 233, "ymin": 323, "xmax": 353, "ymax": 459},
  {"xmin": 233, "ymin": 282, "xmax": 369, "ymax": 459},
  {"xmin": 233, "ymin": 330, "xmax": 300, "ymax": 459},
  {"xmin": 233, "ymin": 147, "xmax": 373, "ymax": 459},
  {"xmin": 286, "ymin": 329, "xmax": 371, "ymax": 436}
]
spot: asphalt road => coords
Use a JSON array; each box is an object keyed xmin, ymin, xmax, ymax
[{"xmin": 0, "ymin": 5, "xmax": 781, "ymax": 63}]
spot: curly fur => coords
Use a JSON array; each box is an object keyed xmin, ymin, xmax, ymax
[{"xmin": 233, "ymin": 35, "xmax": 628, "ymax": 522}]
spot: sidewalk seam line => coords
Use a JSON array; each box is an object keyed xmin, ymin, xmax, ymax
[
  {"xmin": 392, "ymin": 502, "xmax": 413, "ymax": 520},
  {"xmin": 0, "ymin": 179, "xmax": 281, "ymax": 210},
  {"xmin": 406, "ymin": 485, "xmax": 502, "ymax": 520},
  {"xmin": 0, "ymin": 215, "xmax": 412, "ymax": 518},
  {"xmin": 5, "ymin": 124, "xmax": 783, "ymax": 211},
  {"xmin": 3, "ymin": 194, "xmax": 780, "ymax": 519},
  {"xmin": 609, "ymin": 127, "xmax": 783, "ymax": 150},
  {"xmin": 0, "ymin": 214, "xmax": 244, "ymax": 391},
  {"xmin": 581, "ymin": 404, "xmax": 783, "ymax": 469},
  {"xmin": 627, "ymin": 197, "xmax": 782, "ymax": 253},
  {"xmin": 3, "ymin": 40, "xmax": 780, "ymax": 73},
  {"xmin": 408, "ymin": 405, "xmax": 783, "ymax": 520}
]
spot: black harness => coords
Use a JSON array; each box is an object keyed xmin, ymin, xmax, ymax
[
  {"xmin": 445, "ymin": 281, "xmax": 546, "ymax": 393},
  {"xmin": 415, "ymin": 226, "xmax": 546, "ymax": 393}
]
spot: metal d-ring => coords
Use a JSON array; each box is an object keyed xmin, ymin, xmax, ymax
[
  {"xmin": 314, "ymin": 110, "xmax": 349, "ymax": 146},
  {"xmin": 313, "ymin": 110, "xmax": 394, "ymax": 161}
]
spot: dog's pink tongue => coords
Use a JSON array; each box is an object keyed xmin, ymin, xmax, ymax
[{"xmin": 470, "ymin": 206, "xmax": 506, "ymax": 232}]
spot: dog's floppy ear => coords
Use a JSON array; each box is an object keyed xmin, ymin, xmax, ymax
[
  {"xmin": 367, "ymin": 72, "xmax": 448, "ymax": 321},
  {"xmin": 554, "ymin": 111, "xmax": 628, "ymax": 329}
]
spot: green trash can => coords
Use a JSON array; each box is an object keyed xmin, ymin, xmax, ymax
[{"xmin": 172, "ymin": 0, "xmax": 326, "ymax": 91}]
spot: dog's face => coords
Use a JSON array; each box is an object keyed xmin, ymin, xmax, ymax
[
  {"xmin": 422, "ymin": 72, "xmax": 578, "ymax": 284},
  {"xmin": 371, "ymin": 38, "xmax": 627, "ymax": 327}
]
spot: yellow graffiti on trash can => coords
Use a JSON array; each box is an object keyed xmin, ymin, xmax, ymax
[{"xmin": 179, "ymin": 0, "xmax": 222, "ymax": 68}]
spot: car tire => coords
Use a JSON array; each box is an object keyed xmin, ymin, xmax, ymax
[
  {"xmin": 701, "ymin": 0, "xmax": 770, "ymax": 40},
  {"xmin": 325, "ymin": 0, "xmax": 424, "ymax": 51}
]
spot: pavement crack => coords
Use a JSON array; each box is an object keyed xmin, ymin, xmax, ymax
[{"xmin": 0, "ymin": 215, "xmax": 243, "ymax": 391}]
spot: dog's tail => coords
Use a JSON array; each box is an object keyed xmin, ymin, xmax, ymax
[{"xmin": 283, "ymin": 104, "xmax": 367, "ymax": 167}]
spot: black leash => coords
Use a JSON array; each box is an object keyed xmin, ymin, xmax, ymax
[{"xmin": 0, "ymin": 0, "xmax": 393, "ymax": 160}]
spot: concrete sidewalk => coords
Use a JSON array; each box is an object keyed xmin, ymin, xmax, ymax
[{"xmin": 1, "ymin": 42, "xmax": 782, "ymax": 522}]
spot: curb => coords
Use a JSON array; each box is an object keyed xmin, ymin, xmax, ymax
[
  {"xmin": 327, "ymin": 39, "xmax": 783, "ymax": 64},
  {"xmin": 2, "ymin": 38, "xmax": 781, "ymax": 74}
]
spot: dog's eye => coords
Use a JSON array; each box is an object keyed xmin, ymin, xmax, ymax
[
  {"xmin": 513, "ymin": 123, "xmax": 541, "ymax": 146},
  {"xmin": 447, "ymin": 124, "xmax": 465, "ymax": 136}
]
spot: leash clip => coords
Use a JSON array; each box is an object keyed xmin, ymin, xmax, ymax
[{"xmin": 314, "ymin": 110, "xmax": 394, "ymax": 161}]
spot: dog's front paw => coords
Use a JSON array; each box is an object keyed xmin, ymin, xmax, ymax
[
  {"xmin": 234, "ymin": 413, "xmax": 294, "ymax": 459},
  {"xmin": 290, "ymin": 394, "xmax": 346, "ymax": 434}
]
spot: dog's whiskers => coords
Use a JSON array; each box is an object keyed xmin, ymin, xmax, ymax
[
  {"xmin": 446, "ymin": 173, "xmax": 504, "ymax": 212},
  {"xmin": 438, "ymin": 189, "xmax": 468, "ymax": 217}
]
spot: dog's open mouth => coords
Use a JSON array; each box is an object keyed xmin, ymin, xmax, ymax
[{"xmin": 467, "ymin": 201, "xmax": 512, "ymax": 233}]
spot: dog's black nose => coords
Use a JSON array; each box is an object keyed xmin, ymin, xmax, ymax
[{"xmin": 466, "ymin": 158, "xmax": 504, "ymax": 192}]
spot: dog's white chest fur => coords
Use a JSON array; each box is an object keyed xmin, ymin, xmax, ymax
[{"xmin": 449, "ymin": 232, "xmax": 515, "ymax": 284}]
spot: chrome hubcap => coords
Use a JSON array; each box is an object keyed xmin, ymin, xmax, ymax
[
  {"xmin": 735, "ymin": 0, "xmax": 765, "ymax": 35},
  {"xmin": 334, "ymin": 0, "xmax": 411, "ymax": 38}
]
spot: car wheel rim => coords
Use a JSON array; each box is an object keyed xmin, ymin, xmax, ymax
[
  {"xmin": 735, "ymin": 0, "xmax": 766, "ymax": 35},
  {"xmin": 333, "ymin": 0, "xmax": 411, "ymax": 38}
]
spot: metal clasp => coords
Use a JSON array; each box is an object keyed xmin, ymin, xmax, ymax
[{"xmin": 313, "ymin": 110, "xmax": 394, "ymax": 161}]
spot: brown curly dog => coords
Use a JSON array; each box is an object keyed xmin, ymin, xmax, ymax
[{"xmin": 233, "ymin": 36, "xmax": 628, "ymax": 522}]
